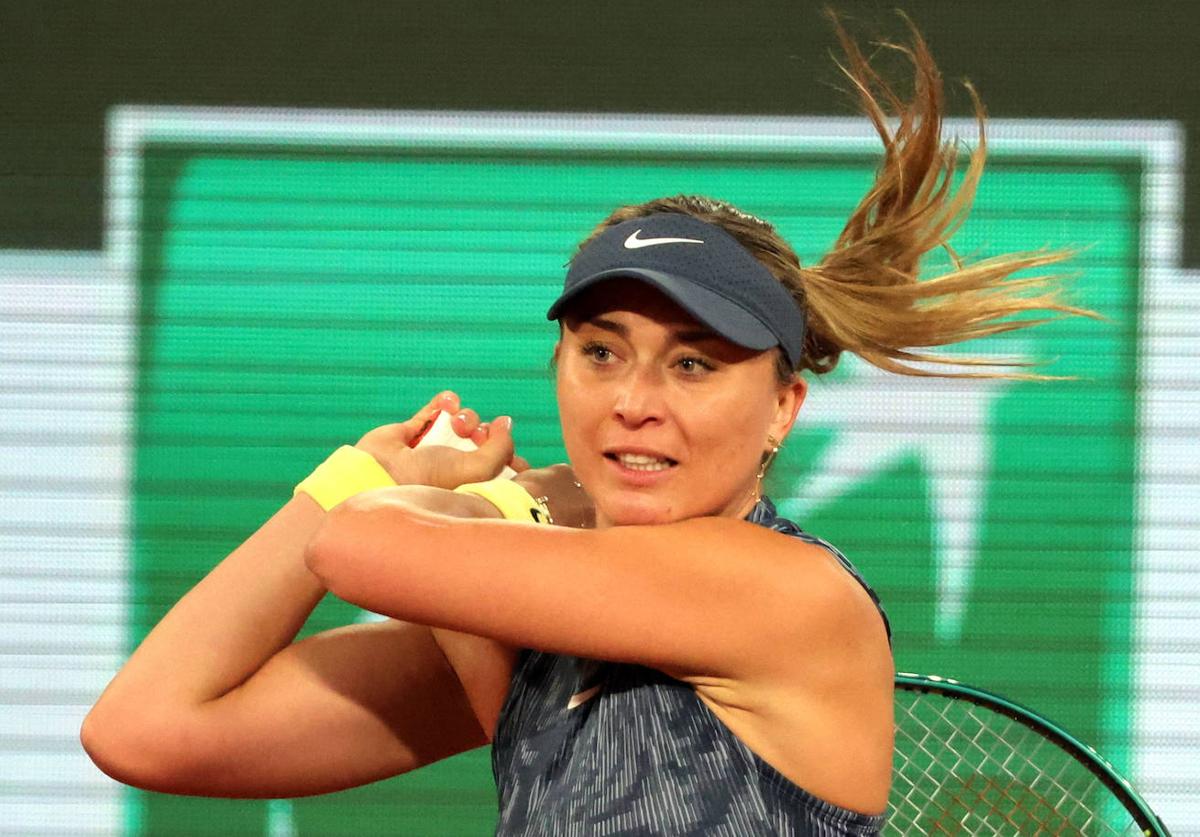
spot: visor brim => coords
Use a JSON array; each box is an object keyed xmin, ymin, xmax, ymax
[{"xmin": 546, "ymin": 268, "xmax": 779, "ymax": 352}]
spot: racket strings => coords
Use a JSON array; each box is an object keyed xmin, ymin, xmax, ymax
[
  {"xmin": 891, "ymin": 694, "xmax": 1017, "ymax": 835},
  {"xmin": 889, "ymin": 690, "xmax": 1143, "ymax": 835}
]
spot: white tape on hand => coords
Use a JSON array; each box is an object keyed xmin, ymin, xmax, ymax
[{"xmin": 412, "ymin": 410, "xmax": 518, "ymax": 480}]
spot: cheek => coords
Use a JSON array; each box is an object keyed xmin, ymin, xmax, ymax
[
  {"xmin": 555, "ymin": 367, "xmax": 599, "ymax": 457},
  {"xmin": 687, "ymin": 390, "xmax": 776, "ymax": 473},
  {"xmin": 693, "ymin": 423, "xmax": 759, "ymax": 477}
]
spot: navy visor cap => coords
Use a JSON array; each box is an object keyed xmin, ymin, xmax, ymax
[{"xmin": 546, "ymin": 213, "xmax": 806, "ymax": 368}]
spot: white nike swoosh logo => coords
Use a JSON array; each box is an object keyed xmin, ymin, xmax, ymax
[
  {"xmin": 623, "ymin": 230, "xmax": 705, "ymax": 249},
  {"xmin": 566, "ymin": 683, "xmax": 603, "ymax": 709}
]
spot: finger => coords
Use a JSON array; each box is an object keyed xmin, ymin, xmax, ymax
[
  {"xmin": 414, "ymin": 390, "xmax": 458, "ymax": 422},
  {"xmin": 451, "ymin": 408, "xmax": 480, "ymax": 438},
  {"xmin": 437, "ymin": 391, "xmax": 460, "ymax": 414},
  {"xmin": 399, "ymin": 391, "xmax": 459, "ymax": 441},
  {"xmin": 469, "ymin": 420, "xmax": 489, "ymax": 447},
  {"xmin": 510, "ymin": 454, "xmax": 532, "ymax": 473},
  {"xmin": 464, "ymin": 415, "xmax": 514, "ymax": 482},
  {"xmin": 404, "ymin": 392, "xmax": 458, "ymax": 431}
]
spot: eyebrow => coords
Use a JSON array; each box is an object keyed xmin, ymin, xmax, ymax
[{"xmin": 586, "ymin": 316, "xmax": 722, "ymax": 345}]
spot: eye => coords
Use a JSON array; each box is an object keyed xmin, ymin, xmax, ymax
[
  {"xmin": 581, "ymin": 341, "xmax": 616, "ymax": 364},
  {"xmin": 676, "ymin": 355, "xmax": 715, "ymax": 376}
]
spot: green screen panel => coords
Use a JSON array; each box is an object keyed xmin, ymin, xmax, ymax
[{"xmin": 130, "ymin": 131, "xmax": 1139, "ymax": 834}]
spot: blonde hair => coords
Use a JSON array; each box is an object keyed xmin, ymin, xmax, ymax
[{"xmin": 575, "ymin": 14, "xmax": 1094, "ymax": 380}]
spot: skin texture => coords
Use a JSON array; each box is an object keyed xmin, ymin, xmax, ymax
[{"xmin": 82, "ymin": 287, "xmax": 895, "ymax": 815}]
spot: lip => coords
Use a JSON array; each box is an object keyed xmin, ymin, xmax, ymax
[
  {"xmin": 603, "ymin": 445, "xmax": 678, "ymax": 462},
  {"xmin": 602, "ymin": 448, "xmax": 679, "ymax": 487}
]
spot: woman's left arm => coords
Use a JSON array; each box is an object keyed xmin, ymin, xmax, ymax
[{"xmin": 306, "ymin": 497, "xmax": 886, "ymax": 682}]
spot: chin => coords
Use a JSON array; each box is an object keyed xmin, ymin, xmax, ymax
[{"xmin": 598, "ymin": 496, "xmax": 681, "ymax": 527}]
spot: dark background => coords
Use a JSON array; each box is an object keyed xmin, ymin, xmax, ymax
[{"xmin": 1, "ymin": 0, "xmax": 1198, "ymax": 262}]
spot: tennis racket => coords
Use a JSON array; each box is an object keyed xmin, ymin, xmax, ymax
[{"xmin": 889, "ymin": 673, "xmax": 1170, "ymax": 836}]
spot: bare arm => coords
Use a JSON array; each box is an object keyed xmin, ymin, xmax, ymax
[
  {"xmin": 81, "ymin": 394, "xmax": 523, "ymax": 797},
  {"xmin": 307, "ymin": 500, "xmax": 890, "ymax": 684}
]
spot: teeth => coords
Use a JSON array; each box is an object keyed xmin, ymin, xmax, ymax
[{"xmin": 617, "ymin": 453, "xmax": 673, "ymax": 471}]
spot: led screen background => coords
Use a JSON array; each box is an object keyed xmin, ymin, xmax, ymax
[{"xmin": 1, "ymin": 3, "xmax": 1198, "ymax": 834}]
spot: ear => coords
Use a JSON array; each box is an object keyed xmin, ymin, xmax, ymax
[{"xmin": 769, "ymin": 376, "xmax": 807, "ymax": 443}]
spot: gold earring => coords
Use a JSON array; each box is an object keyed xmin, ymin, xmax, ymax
[{"xmin": 757, "ymin": 435, "xmax": 781, "ymax": 481}]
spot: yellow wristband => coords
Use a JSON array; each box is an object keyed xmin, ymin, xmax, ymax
[
  {"xmin": 294, "ymin": 446, "xmax": 396, "ymax": 511},
  {"xmin": 454, "ymin": 479, "xmax": 552, "ymax": 525}
]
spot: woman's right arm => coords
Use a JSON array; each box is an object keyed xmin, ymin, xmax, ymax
[{"xmin": 80, "ymin": 393, "xmax": 521, "ymax": 798}]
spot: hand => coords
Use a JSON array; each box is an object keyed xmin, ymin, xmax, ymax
[
  {"xmin": 514, "ymin": 464, "xmax": 595, "ymax": 529},
  {"xmin": 354, "ymin": 392, "xmax": 525, "ymax": 489}
]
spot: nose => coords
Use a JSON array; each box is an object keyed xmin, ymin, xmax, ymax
[{"xmin": 612, "ymin": 364, "xmax": 667, "ymax": 429}]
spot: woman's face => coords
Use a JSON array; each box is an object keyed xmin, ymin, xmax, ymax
[{"xmin": 555, "ymin": 279, "xmax": 807, "ymax": 527}]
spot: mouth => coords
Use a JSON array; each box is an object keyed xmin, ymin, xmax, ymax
[{"xmin": 603, "ymin": 451, "xmax": 679, "ymax": 473}]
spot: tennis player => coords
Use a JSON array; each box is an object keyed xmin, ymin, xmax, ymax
[{"xmin": 81, "ymin": 19, "xmax": 1087, "ymax": 836}]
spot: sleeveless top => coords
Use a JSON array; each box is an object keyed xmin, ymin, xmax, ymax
[{"xmin": 490, "ymin": 498, "xmax": 892, "ymax": 836}]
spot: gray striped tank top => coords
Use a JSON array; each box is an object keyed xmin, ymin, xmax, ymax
[{"xmin": 491, "ymin": 498, "xmax": 891, "ymax": 836}]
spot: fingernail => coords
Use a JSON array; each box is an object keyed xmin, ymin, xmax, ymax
[
  {"xmin": 496, "ymin": 416, "xmax": 513, "ymax": 430},
  {"xmin": 455, "ymin": 412, "xmax": 469, "ymax": 423}
]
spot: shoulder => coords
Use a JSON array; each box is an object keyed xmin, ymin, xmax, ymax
[
  {"xmin": 682, "ymin": 504, "xmax": 892, "ymax": 678},
  {"xmin": 745, "ymin": 499, "xmax": 891, "ymax": 645},
  {"xmin": 671, "ymin": 507, "xmax": 883, "ymax": 610}
]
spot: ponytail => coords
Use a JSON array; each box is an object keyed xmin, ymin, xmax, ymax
[
  {"xmin": 799, "ymin": 11, "xmax": 1093, "ymax": 378},
  {"xmin": 578, "ymin": 13, "xmax": 1095, "ymax": 380}
]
